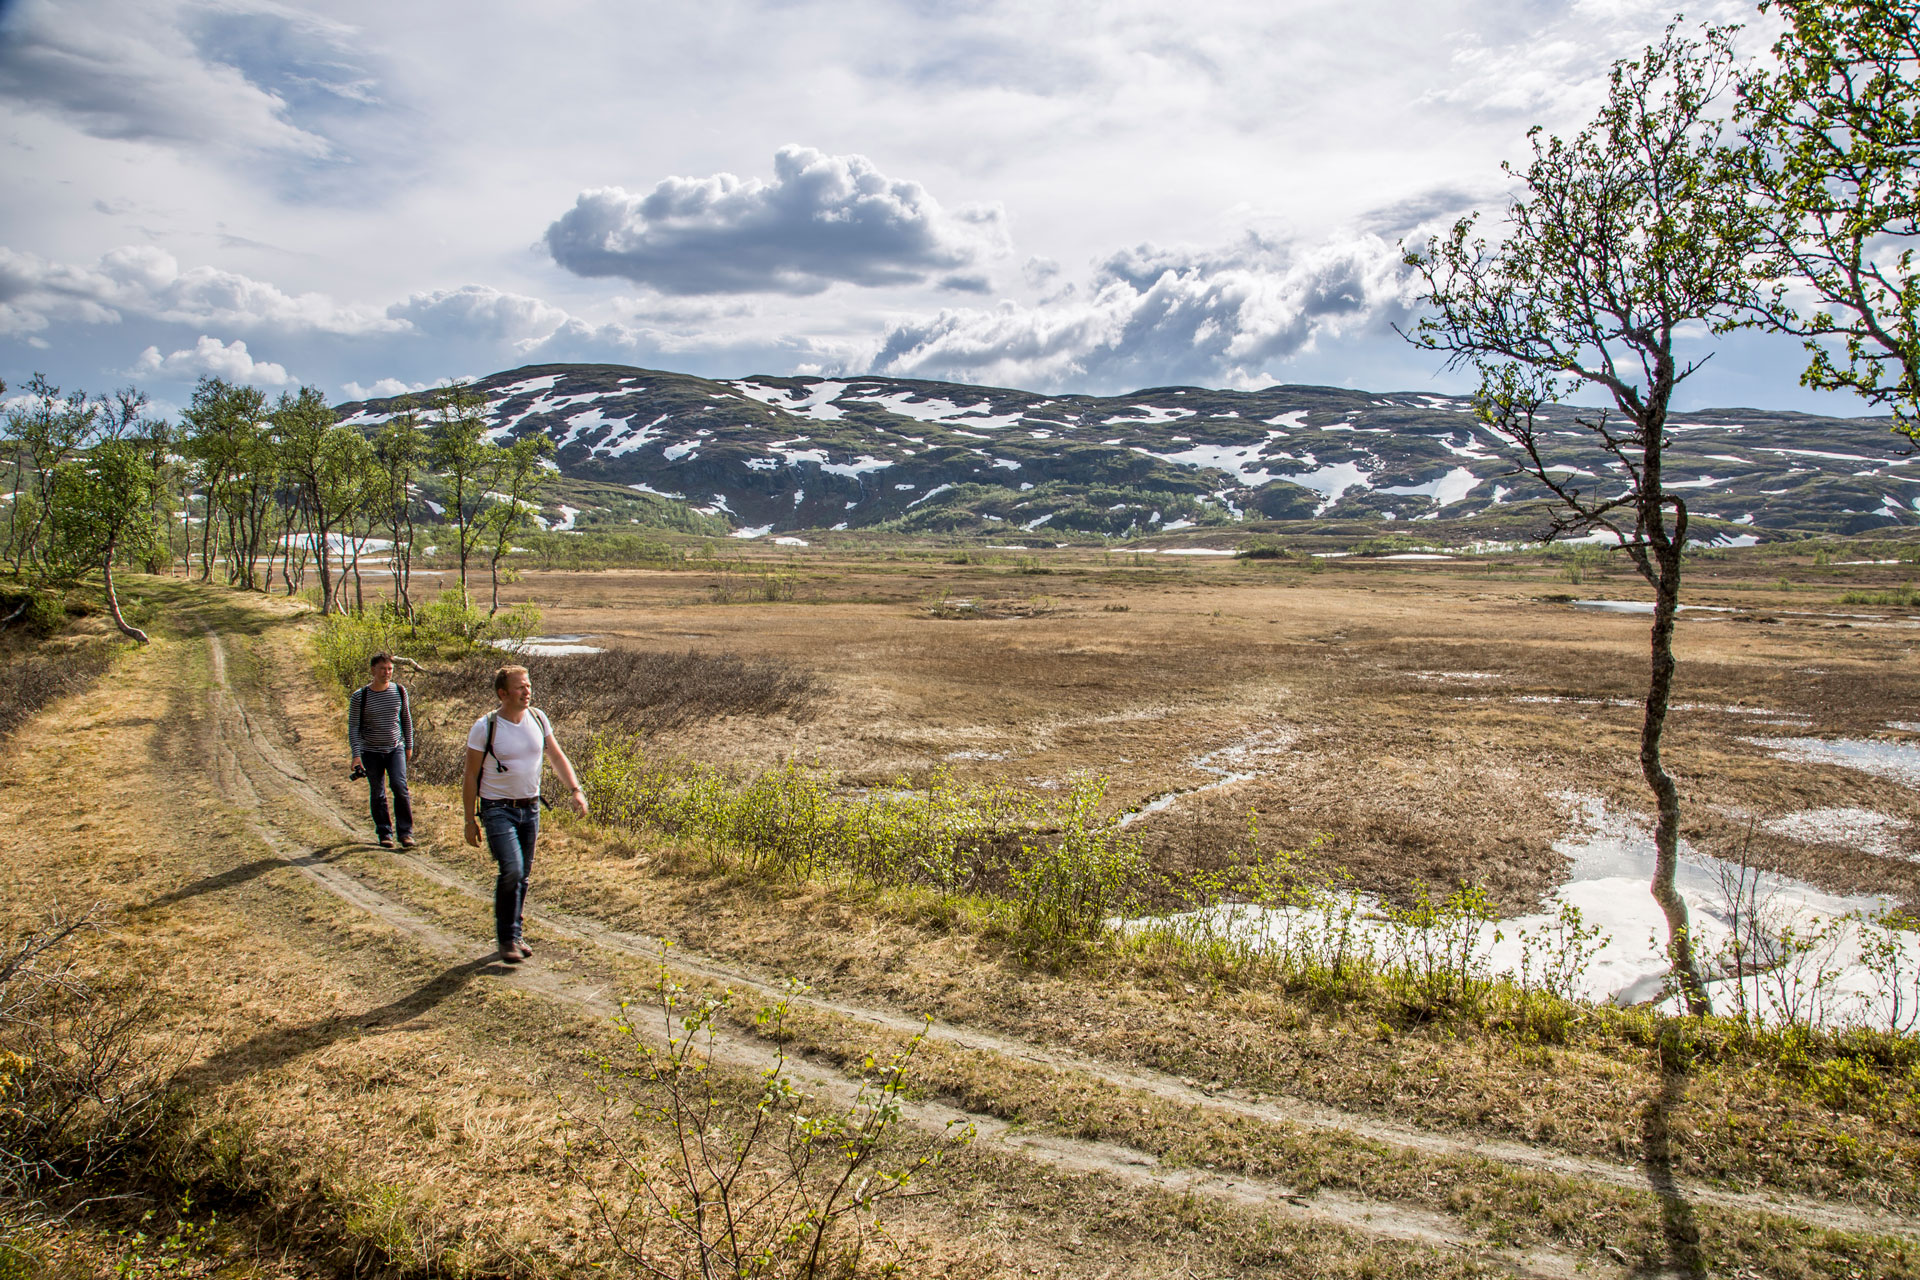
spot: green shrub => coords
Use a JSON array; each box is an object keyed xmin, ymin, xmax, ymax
[
  {"xmin": 1838, "ymin": 585, "xmax": 1917, "ymax": 606},
  {"xmin": 564, "ymin": 968, "xmax": 968, "ymax": 1278},
  {"xmin": 1009, "ymin": 775, "xmax": 1146, "ymax": 951},
  {"xmin": 579, "ymin": 742, "xmax": 1144, "ymax": 947},
  {"xmin": 312, "ymin": 588, "xmax": 541, "ymax": 693}
]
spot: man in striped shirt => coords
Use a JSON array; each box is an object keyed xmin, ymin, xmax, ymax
[{"xmin": 348, "ymin": 653, "xmax": 415, "ymax": 849}]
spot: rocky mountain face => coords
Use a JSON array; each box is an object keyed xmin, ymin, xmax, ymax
[{"xmin": 334, "ymin": 363, "xmax": 1918, "ymax": 540}]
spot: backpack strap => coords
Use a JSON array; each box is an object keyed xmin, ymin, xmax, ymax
[{"xmin": 482, "ymin": 709, "xmax": 548, "ymax": 771}]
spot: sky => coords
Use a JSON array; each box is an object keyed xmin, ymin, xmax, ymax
[{"xmin": 0, "ymin": 0, "xmax": 1881, "ymax": 417}]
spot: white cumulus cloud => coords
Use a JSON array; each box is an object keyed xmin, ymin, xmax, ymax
[
  {"xmin": 342, "ymin": 377, "xmax": 434, "ymax": 401},
  {"xmin": 545, "ymin": 144, "xmax": 1010, "ymax": 296},
  {"xmin": 0, "ymin": 245, "xmax": 398, "ymax": 336},
  {"xmin": 133, "ymin": 335, "xmax": 292, "ymax": 385},
  {"xmin": 387, "ymin": 285, "xmax": 572, "ymax": 344},
  {"xmin": 864, "ymin": 230, "xmax": 1416, "ymax": 393}
]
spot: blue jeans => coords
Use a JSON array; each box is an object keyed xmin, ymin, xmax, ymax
[
  {"xmin": 480, "ymin": 802, "xmax": 538, "ymax": 949},
  {"xmin": 362, "ymin": 748, "xmax": 412, "ymax": 840}
]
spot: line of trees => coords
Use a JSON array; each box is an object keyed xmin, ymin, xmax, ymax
[
  {"xmin": 0, "ymin": 376, "xmax": 555, "ymax": 642},
  {"xmin": 1406, "ymin": 3, "xmax": 1920, "ymax": 1014}
]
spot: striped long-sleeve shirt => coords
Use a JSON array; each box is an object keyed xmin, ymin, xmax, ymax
[{"xmin": 348, "ymin": 683, "xmax": 413, "ymax": 756}]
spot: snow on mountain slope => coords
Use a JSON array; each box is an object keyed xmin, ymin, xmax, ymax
[{"xmin": 332, "ymin": 363, "xmax": 1914, "ymax": 539}]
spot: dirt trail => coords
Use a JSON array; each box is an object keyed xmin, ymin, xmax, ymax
[
  {"xmin": 198, "ymin": 621, "xmax": 1616, "ymax": 1278},
  {"xmin": 181, "ymin": 604, "xmax": 1917, "ymax": 1276}
]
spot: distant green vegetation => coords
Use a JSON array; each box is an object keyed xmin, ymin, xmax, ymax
[{"xmin": 1838, "ymin": 585, "xmax": 1918, "ymax": 606}]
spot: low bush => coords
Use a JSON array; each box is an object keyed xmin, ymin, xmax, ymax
[
  {"xmin": 580, "ymin": 744, "xmax": 1141, "ymax": 950},
  {"xmin": 0, "ymin": 641, "xmax": 114, "ymax": 744},
  {"xmin": 563, "ymin": 968, "xmax": 969, "ymax": 1279},
  {"xmin": 0, "ymin": 907, "xmax": 174, "ymax": 1197},
  {"xmin": 311, "ymin": 587, "xmax": 540, "ymax": 694},
  {"xmin": 1838, "ymin": 585, "xmax": 1917, "ymax": 606}
]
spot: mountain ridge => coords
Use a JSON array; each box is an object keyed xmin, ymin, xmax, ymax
[{"xmin": 333, "ymin": 362, "xmax": 1917, "ymax": 541}]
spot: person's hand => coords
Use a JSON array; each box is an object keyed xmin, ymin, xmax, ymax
[
  {"xmin": 351, "ymin": 755, "xmax": 361, "ymax": 769},
  {"xmin": 407, "ymin": 748, "xmax": 416, "ymax": 762},
  {"xmin": 464, "ymin": 815, "xmax": 481, "ymax": 848},
  {"xmin": 569, "ymin": 786, "xmax": 589, "ymax": 817}
]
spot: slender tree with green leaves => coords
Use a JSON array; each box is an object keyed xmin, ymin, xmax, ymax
[
  {"xmin": 1739, "ymin": 0, "xmax": 1920, "ymax": 434},
  {"xmin": 1, "ymin": 374, "xmax": 98, "ymax": 578},
  {"xmin": 373, "ymin": 402, "xmax": 426, "ymax": 618},
  {"xmin": 49, "ymin": 438, "xmax": 163, "ymax": 643},
  {"xmin": 180, "ymin": 379, "xmax": 271, "ymax": 585},
  {"xmin": 480, "ymin": 434, "xmax": 554, "ymax": 615},
  {"xmin": 1405, "ymin": 25, "xmax": 1762, "ymax": 1015},
  {"xmin": 276, "ymin": 387, "xmax": 374, "ymax": 615},
  {"xmin": 426, "ymin": 385, "xmax": 501, "ymax": 595}
]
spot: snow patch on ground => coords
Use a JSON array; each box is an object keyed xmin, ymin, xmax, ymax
[
  {"xmin": 1104, "ymin": 405, "xmax": 1197, "ymax": 425},
  {"xmin": 730, "ymin": 379, "xmax": 849, "ymax": 421},
  {"xmin": 1763, "ymin": 808, "xmax": 1911, "ymax": 859},
  {"xmin": 1278, "ymin": 460, "xmax": 1372, "ymax": 515},
  {"xmin": 1380, "ymin": 467, "xmax": 1483, "ymax": 506},
  {"xmin": 1131, "ymin": 794, "xmax": 1918, "ymax": 1027}
]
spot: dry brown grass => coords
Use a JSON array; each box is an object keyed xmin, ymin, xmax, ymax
[
  {"xmin": 0, "ymin": 579, "xmax": 1538, "ymax": 1279},
  {"xmin": 405, "ymin": 646, "xmax": 820, "ymax": 788},
  {"xmin": 6, "ymin": 561, "xmax": 1920, "ymax": 1279},
  {"xmin": 494, "ymin": 553, "xmax": 1920, "ymax": 913}
]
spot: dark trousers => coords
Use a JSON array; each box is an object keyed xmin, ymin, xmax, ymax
[
  {"xmin": 362, "ymin": 748, "xmax": 412, "ymax": 840},
  {"xmin": 480, "ymin": 801, "xmax": 538, "ymax": 948}
]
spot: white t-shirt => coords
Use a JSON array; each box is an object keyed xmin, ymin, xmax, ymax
[{"xmin": 467, "ymin": 709, "xmax": 548, "ymax": 800}]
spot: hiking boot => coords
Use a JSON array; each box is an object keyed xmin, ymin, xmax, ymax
[
  {"xmin": 399, "ymin": 835, "xmax": 417, "ymax": 849},
  {"xmin": 495, "ymin": 947, "xmax": 523, "ymax": 965},
  {"xmin": 378, "ymin": 836, "xmax": 395, "ymax": 849}
]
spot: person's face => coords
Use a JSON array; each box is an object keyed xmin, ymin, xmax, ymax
[
  {"xmin": 371, "ymin": 659, "xmax": 394, "ymax": 684},
  {"xmin": 499, "ymin": 672, "xmax": 532, "ymax": 711}
]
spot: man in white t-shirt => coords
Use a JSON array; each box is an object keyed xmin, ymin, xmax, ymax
[{"xmin": 462, "ymin": 664, "xmax": 588, "ymax": 964}]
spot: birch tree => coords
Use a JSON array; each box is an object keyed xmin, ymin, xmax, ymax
[
  {"xmin": 481, "ymin": 434, "xmax": 553, "ymax": 615},
  {"xmin": 1740, "ymin": 0, "xmax": 1920, "ymax": 433},
  {"xmin": 427, "ymin": 385, "xmax": 500, "ymax": 595},
  {"xmin": 1406, "ymin": 25, "xmax": 1760, "ymax": 1015}
]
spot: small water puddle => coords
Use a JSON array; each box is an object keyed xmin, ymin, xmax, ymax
[
  {"xmin": 1742, "ymin": 736, "xmax": 1920, "ymax": 788},
  {"xmin": 1571, "ymin": 600, "xmax": 1735, "ymax": 615},
  {"xmin": 491, "ymin": 635, "xmax": 607, "ymax": 656}
]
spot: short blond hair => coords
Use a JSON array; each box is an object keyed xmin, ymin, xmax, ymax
[{"xmin": 494, "ymin": 664, "xmax": 529, "ymax": 692}]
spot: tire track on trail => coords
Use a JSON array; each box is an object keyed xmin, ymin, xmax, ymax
[{"xmin": 191, "ymin": 620, "xmax": 1910, "ymax": 1275}]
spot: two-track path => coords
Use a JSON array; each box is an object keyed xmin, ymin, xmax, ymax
[{"xmin": 155, "ymin": 598, "xmax": 1915, "ymax": 1278}]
